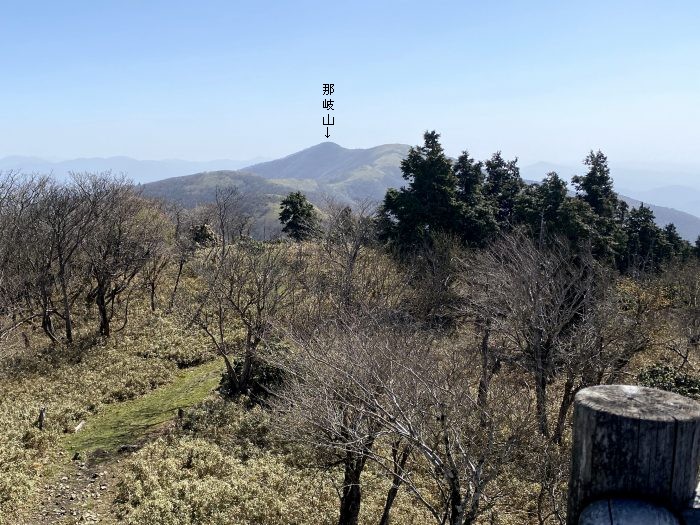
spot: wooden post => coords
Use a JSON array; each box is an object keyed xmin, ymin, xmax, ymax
[
  {"xmin": 567, "ymin": 385, "xmax": 700, "ymax": 525},
  {"xmin": 579, "ymin": 499, "xmax": 679, "ymax": 524},
  {"xmin": 37, "ymin": 407, "xmax": 46, "ymax": 431}
]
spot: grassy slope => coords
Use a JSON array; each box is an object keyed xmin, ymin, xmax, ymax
[{"xmin": 64, "ymin": 358, "xmax": 222, "ymax": 453}]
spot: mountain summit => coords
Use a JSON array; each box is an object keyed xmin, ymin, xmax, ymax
[{"xmin": 242, "ymin": 143, "xmax": 410, "ymax": 201}]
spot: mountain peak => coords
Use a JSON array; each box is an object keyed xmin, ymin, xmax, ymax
[{"xmin": 310, "ymin": 141, "xmax": 343, "ymax": 150}]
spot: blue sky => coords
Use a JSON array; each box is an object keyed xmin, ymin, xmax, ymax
[{"xmin": 1, "ymin": 1, "xmax": 699, "ymax": 165}]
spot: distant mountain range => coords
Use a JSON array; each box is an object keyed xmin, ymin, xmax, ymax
[
  {"xmin": 0, "ymin": 155, "xmax": 269, "ymax": 184},
  {"xmin": 2, "ymin": 145, "xmax": 698, "ymax": 240},
  {"xmin": 617, "ymin": 185, "xmax": 700, "ymax": 218},
  {"xmin": 139, "ymin": 142, "xmax": 700, "ymax": 242}
]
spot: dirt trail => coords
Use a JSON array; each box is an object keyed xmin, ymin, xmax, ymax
[
  {"xmin": 31, "ymin": 452, "xmax": 119, "ymax": 525},
  {"xmin": 23, "ymin": 358, "xmax": 222, "ymax": 524}
]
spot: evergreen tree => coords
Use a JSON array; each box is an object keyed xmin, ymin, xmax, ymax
[
  {"xmin": 661, "ymin": 223, "xmax": 690, "ymax": 260},
  {"xmin": 572, "ymin": 151, "xmax": 619, "ymax": 218},
  {"xmin": 454, "ymin": 151, "xmax": 497, "ymax": 245},
  {"xmin": 571, "ymin": 150, "xmax": 626, "ymax": 261},
  {"xmin": 279, "ymin": 191, "xmax": 318, "ymax": 241},
  {"xmin": 454, "ymin": 150, "xmax": 484, "ymax": 205},
  {"xmin": 483, "ymin": 152, "xmax": 524, "ymax": 226},
  {"xmin": 623, "ymin": 204, "xmax": 663, "ymax": 273},
  {"xmin": 514, "ymin": 172, "xmax": 596, "ymax": 244},
  {"xmin": 695, "ymin": 236, "xmax": 700, "ymax": 258},
  {"xmin": 514, "ymin": 172, "xmax": 567, "ymax": 232},
  {"xmin": 379, "ymin": 131, "xmax": 462, "ymax": 249}
]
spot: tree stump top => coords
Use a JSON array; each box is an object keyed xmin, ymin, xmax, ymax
[
  {"xmin": 580, "ymin": 499, "xmax": 679, "ymax": 524},
  {"xmin": 576, "ymin": 385, "xmax": 700, "ymax": 423}
]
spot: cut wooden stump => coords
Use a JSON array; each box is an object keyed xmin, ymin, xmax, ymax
[
  {"xmin": 567, "ymin": 385, "xmax": 700, "ymax": 525},
  {"xmin": 579, "ymin": 499, "xmax": 679, "ymax": 524}
]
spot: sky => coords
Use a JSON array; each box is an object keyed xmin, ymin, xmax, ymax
[{"xmin": 1, "ymin": 1, "xmax": 699, "ymax": 168}]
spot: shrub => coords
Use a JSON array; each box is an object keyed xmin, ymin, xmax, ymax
[
  {"xmin": 133, "ymin": 313, "xmax": 215, "ymax": 368},
  {"xmin": 218, "ymin": 342, "xmax": 288, "ymax": 403},
  {"xmin": 21, "ymin": 427, "xmax": 59, "ymax": 454},
  {"xmin": 638, "ymin": 364, "xmax": 700, "ymax": 399},
  {"xmin": 116, "ymin": 438, "xmax": 338, "ymax": 525},
  {"xmin": 181, "ymin": 397, "xmax": 273, "ymax": 455},
  {"xmin": 219, "ymin": 356, "xmax": 285, "ymax": 403}
]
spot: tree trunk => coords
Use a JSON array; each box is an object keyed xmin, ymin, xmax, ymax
[
  {"xmin": 58, "ymin": 265, "xmax": 73, "ymax": 343},
  {"xmin": 95, "ymin": 282, "xmax": 110, "ymax": 337},
  {"xmin": 41, "ymin": 309, "xmax": 59, "ymax": 344},
  {"xmin": 168, "ymin": 258, "xmax": 185, "ymax": 312},
  {"xmin": 150, "ymin": 282, "xmax": 157, "ymax": 312},
  {"xmin": 534, "ymin": 341, "xmax": 550, "ymax": 437},
  {"xmin": 237, "ymin": 332, "xmax": 260, "ymax": 395},
  {"xmin": 221, "ymin": 351, "xmax": 237, "ymax": 392},
  {"xmin": 552, "ymin": 370, "xmax": 576, "ymax": 445},
  {"xmin": 378, "ymin": 485, "xmax": 399, "ymax": 525},
  {"xmin": 37, "ymin": 408, "xmax": 46, "ymax": 430},
  {"xmin": 239, "ymin": 344, "xmax": 255, "ymax": 394},
  {"xmin": 535, "ymin": 369, "xmax": 549, "ymax": 438},
  {"xmin": 39, "ymin": 282, "xmax": 59, "ymax": 344},
  {"xmin": 338, "ymin": 456, "xmax": 365, "ymax": 525},
  {"xmin": 477, "ymin": 321, "xmax": 496, "ymax": 427},
  {"xmin": 379, "ymin": 444, "xmax": 410, "ymax": 525},
  {"xmin": 448, "ymin": 476, "xmax": 465, "ymax": 525}
]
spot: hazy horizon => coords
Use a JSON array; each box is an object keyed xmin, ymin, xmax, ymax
[
  {"xmin": 2, "ymin": 140, "xmax": 700, "ymax": 220},
  {"xmin": 2, "ymin": 142, "xmax": 699, "ymax": 192}
]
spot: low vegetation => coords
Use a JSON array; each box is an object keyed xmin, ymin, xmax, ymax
[{"xmin": 0, "ymin": 132, "xmax": 699, "ymax": 524}]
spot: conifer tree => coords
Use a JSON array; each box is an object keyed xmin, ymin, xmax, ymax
[
  {"xmin": 571, "ymin": 150, "xmax": 626, "ymax": 260},
  {"xmin": 623, "ymin": 204, "xmax": 663, "ymax": 273},
  {"xmin": 572, "ymin": 151, "xmax": 619, "ymax": 218},
  {"xmin": 379, "ymin": 131, "xmax": 462, "ymax": 249},
  {"xmin": 279, "ymin": 191, "xmax": 318, "ymax": 241},
  {"xmin": 514, "ymin": 172, "xmax": 597, "ymax": 245},
  {"xmin": 661, "ymin": 223, "xmax": 689, "ymax": 260},
  {"xmin": 454, "ymin": 151, "xmax": 497, "ymax": 245},
  {"xmin": 483, "ymin": 152, "xmax": 524, "ymax": 226}
]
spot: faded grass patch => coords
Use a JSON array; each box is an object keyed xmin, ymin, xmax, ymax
[{"xmin": 64, "ymin": 358, "xmax": 222, "ymax": 453}]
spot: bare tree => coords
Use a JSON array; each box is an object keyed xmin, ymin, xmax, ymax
[
  {"xmin": 273, "ymin": 317, "xmax": 416, "ymax": 525},
  {"xmin": 318, "ymin": 199, "xmax": 377, "ymax": 306},
  {"xmin": 660, "ymin": 259, "xmax": 700, "ymax": 368},
  {"xmin": 211, "ymin": 186, "xmax": 251, "ymax": 252},
  {"xmin": 190, "ymin": 238, "xmax": 296, "ymax": 395},
  {"xmin": 296, "ymin": 205, "xmax": 408, "ymax": 329},
  {"xmin": 364, "ymin": 333, "xmax": 532, "ymax": 525},
  {"xmin": 460, "ymin": 232, "xmax": 602, "ymax": 439},
  {"xmin": 165, "ymin": 202, "xmax": 197, "ymax": 312},
  {"xmin": 37, "ymin": 179, "xmax": 94, "ymax": 342},
  {"xmin": 0, "ymin": 173, "xmax": 92, "ymax": 344},
  {"xmin": 0, "ymin": 172, "xmax": 47, "ymax": 342},
  {"xmin": 140, "ymin": 200, "xmax": 175, "ymax": 312},
  {"xmin": 18, "ymin": 178, "xmax": 59, "ymax": 343},
  {"xmin": 275, "ymin": 314, "xmax": 532, "ymax": 525},
  {"xmin": 76, "ymin": 174, "xmax": 165, "ymax": 336}
]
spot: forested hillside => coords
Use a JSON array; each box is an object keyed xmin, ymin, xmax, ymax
[{"xmin": 141, "ymin": 142, "xmax": 700, "ymax": 241}]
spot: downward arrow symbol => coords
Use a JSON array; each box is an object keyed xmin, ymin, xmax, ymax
[{"xmin": 325, "ymin": 127, "xmax": 330, "ymax": 138}]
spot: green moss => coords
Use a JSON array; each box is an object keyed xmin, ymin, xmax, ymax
[{"xmin": 63, "ymin": 359, "xmax": 223, "ymax": 453}]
